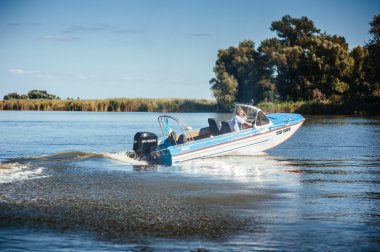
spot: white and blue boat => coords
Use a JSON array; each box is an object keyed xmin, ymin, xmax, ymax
[{"xmin": 132, "ymin": 104, "xmax": 305, "ymax": 165}]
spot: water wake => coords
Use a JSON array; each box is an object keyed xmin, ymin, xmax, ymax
[
  {"xmin": 0, "ymin": 162, "xmax": 47, "ymax": 184},
  {"xmin": 4, "ymin": 150, "xmax": 146, "ymax": 165},
  {"xmin": 1, "ymin": 150, "xmax": 293, "ymax": 185},
  {"xmin": 0, "ymin": 150, "xmax": 148, "ymax": 183},
  {"xmin": 102, "ymin": 151, "xmax": 148, "ymax": 165},
  {"xmin": 179, "ymin": 153, "xmax": 299, "ymax": 185}
]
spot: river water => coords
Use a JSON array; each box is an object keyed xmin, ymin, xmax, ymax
[{"xmin": 0, "ymin": 111, "xmax": 379, "ymax": 251}]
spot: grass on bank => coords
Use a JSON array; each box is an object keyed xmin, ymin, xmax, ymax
[
  {"xmin": 257, "ymin": 99, "xmax": 380, "ymax": 116},
  {"xmin": 0, "ymin": 98, "xmax": 217, "ymax": 113},
  {"xmin": 0, "ymin": 98, "xmax": 379, "ymax": 115}
]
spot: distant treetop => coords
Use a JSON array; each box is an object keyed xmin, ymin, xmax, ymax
[{"xmin": 3, "ymin": 90, "xmax": 60, "ymax": 100}]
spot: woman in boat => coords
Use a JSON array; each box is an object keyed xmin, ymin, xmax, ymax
[{"xmin": 231, "ymin": 107, "xmax": 253, "ymax": 131}]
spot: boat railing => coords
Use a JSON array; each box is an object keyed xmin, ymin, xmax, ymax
[{"xmin": 158, "ymin": 115, "xmax": 195, "ymax": 144}]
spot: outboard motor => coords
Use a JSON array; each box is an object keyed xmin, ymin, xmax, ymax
[{"xmin": 133, "ymin": 132, "xmax": 158, "ymax": 160}]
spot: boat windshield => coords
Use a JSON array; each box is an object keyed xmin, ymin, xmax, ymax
[
  {"xmin": 233, "ymin": 104, "xmax": 259, "ymax": 119},
  {"xmin": 233, "ymin": 104, "xmax": 272, "ymax": 127}
]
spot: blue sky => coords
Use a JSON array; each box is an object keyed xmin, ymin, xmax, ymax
[{"xmin": 1, "ymin": 0, "xmax": 379, "ymax": 100}]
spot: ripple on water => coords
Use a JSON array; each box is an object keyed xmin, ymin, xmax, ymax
[{"xmin": 0, "ymin": 165, "xmax": 274, "ymax": 242}]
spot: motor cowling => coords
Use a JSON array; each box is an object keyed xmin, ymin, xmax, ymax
[{"xmin": 133, "ymin": 132, "xmax": 158, "ymax": 160}]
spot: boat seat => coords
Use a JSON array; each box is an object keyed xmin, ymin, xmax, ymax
[
  {"xmin": 220, "ymin": 121, "xmax": 233, "ymax": 134},
  {"xmin": 177, "ymin": 134, "xmax": 188, "ymax": 144},
  {"xmin": 167, "ymin": 131, "xmax": 178, "ymax": 145},
  {"xmin": 208, "ymin": 118, "xmax": 221, "ymax": 136}
]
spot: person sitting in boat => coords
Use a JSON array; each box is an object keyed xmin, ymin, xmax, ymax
[{"xmin": 232, "ymin": 107, "xmax": 253, "ymax": 131}]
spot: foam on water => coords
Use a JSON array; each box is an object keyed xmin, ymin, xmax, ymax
[
  {"xmin": 179, "ymin": 153, "xmax": 300, "ymax": 185},
  {"xmin": 102, "ymin": 151, "xmax": 148, "ymax": 166},
  {"xmin": 0, "ymin": 162, "xmax": 48, "ymax": 184},
  {"xmin": 1, "ymin": 151, "xmax": 147, "ymax": 181}
]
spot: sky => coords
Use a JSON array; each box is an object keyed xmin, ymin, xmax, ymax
[{"xmin": 1, "ymin": 0, "xmax": 379, "ymax": 100}]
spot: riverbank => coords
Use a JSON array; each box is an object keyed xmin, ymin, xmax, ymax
[
  {"xmin": 258, "ymin": 99, "xmax": 380, "ymax": 115},
  {"xmin": 0, "ymin": 98, "xmax": 379, "ymax": 115},
  {"xmin": 0, "ymin": 98, "xmax": 217, "ymax": 113}
]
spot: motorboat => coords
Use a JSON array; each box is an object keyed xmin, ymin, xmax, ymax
[{"xmin": 132, "ymin": 104, "xmax": 305, "ymax": 165}]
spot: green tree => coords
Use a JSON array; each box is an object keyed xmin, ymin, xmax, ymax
[
  {"xmin": 266, "ymin": 15, "xmax": 352, "ymax": 101},
  {"xmin": 27, "ymin": 90, "xmax": 48, "ymax": 99},
  {"xmin": 304, "ymin": 35, "xmax": 353, "ymax": 100},
  {"xmin": 349, "ymin": 46, "xmax": 373, "ymax": 99},
  {"xmin": 210, "ymin": 15, "xmax": 373, "ymax": 105},
  {"xmin": 27, "ymin": 90, "xmax": 60, "ymax": 99},
  {"xmin": 210, "ymin": 40, "xmax": 260, "ymax": 109},
  {"xmin": 255, "ymin": 38, "xmax": 280, "ymax": 102},
  {"xmin": 4, "ymin": 90, "xmax": 60, "ymax": 100},
  {"xmin": 269, "ymin": 15, "xmax": 321, "ymax": 100},
  {"xmin": 3, "ymin": 92, "xmax": 21, "ymax": 100},
  {"xmin": 209, "ymin": 73, "xmax": 238, "ymax": 111},
  {"xmin": 270, "ymin": 15, "xmax": 320, "ymax": 47},
  {"xmin": 367, "ymin": 14, "xmax": 380, "ymax": 93}
]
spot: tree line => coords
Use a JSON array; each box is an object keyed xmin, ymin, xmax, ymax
[
  {"xmin": 3, "ymin": 15, "xmax": 379, "ymax": 114},
  {"xmin": 210, "ymin": 14, "xmax": 380, "ymax": 110}
]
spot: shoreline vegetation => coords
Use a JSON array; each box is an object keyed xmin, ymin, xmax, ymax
[
  {"xmin": 208, "ymin": 14, "xmax": 380, "ymax": 113},
  {"xmin": 1, "ymin": 98, "xmax": 379, "ymax": 115},
  {"xmin": 0, "ymin": 98, "xmax": 217, "ymax": 113},
  {"xmin": 2, "ymin": 15, "xmax": 379, "ymax": 116}
]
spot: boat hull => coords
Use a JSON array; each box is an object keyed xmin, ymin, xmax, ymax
[{"xmin": 165, "ymin": 117, "xmax": 304, "ymax": 165}]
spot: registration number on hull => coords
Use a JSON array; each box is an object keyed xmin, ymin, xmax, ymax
[{"xmin": 276, "ymin": 127, "xmax": 291, "ymax": 135}]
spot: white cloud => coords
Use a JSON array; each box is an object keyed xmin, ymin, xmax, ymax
[
  {"xmin": 63, "ymin": 24, "xmax": 138, "ymax": 35},
  {"xmin": 118, "ymin": 76, "xmax": 157, "ymax": 82},
  {"xmin": 41, "ymin": 35, "xmax": 79, "ymax": 41},
  {"xmin": 190, "ymin": 32, "xmax": 211, "ymax": 37},
  {"xmin": 63, "ymin": 24, "xmax": 109, "ymax": 33},
  {"xmin": 114, "ymin": 28, "xmax": 137, "ymax": 34},
  {"xmin": 78, "ymin": 74, "xmax": 98, "ymax": 80},
  {"xmin": 9, "ymin": 69, "xmax": 25, "ymax": 76},
  {"xmin": 9, "ymin": 68, "xmax": 55, "ymax": 78},
  {"xmin": 9, "ymin": 68, "xmax": 100, "ymax": 80}
]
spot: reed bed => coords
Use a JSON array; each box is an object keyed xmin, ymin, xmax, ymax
[
  {"xmin": 1, "ymin": 98, "xmax": 378, "ymax": 115},
  {"xmin": 258, "ymin": 99, "xmax": 380, "ymax": 115},
  {"xmin": 0, "ymin": 98, "xmax": 217, "ymax": 112}
]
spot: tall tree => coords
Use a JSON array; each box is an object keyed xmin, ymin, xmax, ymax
[
  {"xmin": 210, "ymin": 40, "xmax": 260, "ymax": 109},
  {"xmin": 303, "ymin": 35, "xmax": 353, "ymax": 100},
  {"xmin": 209, "ymin": 73, "xmax": 238, "ymax": 111},
  {"xmin": 267, "ymin": 15, "xmax": 352, "ymax": 101},
  {"xmin": 270, "ymin": 15, "xmax": 320, "ymax": 47},
  {"xmin": 210, "ymin": 15, "xmax": 375, "ymax": 105},
  {"xmin": 256, "ymin": 38, "xmax": 281, "ymax": 101},
  {"xmin": 269, "ymin": 15, "xmax": 321, "ymax": 100},
  {"xmin": 349, "ymin": 46, "xmax": 372, "ymax": 99},
  {"xmin": 367, "ymin": 14, "xmax": 380, "ymax": 90}
]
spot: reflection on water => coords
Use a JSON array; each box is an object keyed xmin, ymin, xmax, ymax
[
  {"xmin": 179, "ymin": 153, "xmax": 300, "ymax": 186},
  {"xmin": 0, "ymin": 112, "xmax": 380, "ymax": 251}
]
